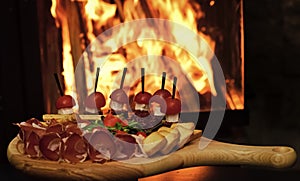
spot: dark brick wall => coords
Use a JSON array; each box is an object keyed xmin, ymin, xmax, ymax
[{"xmin": 244, "ymin": 0, "xmax": 300, "ymax": 168}]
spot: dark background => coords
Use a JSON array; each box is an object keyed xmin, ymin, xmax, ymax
[{"xmin": 1, "ymin": 0, "xmax": 300, "ymax": 180}]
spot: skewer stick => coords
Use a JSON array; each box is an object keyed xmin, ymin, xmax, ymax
[
  {"xmin": 141, "ymin": 68, "xmax": 145, "ymax": 93},
  {"xmin": 94, "ymin": 67, "xmax": 100, "ymax": 93},
  {"xmin": 54, "ymin": 73, "xmax": 64, "ymax": 96},
  {"xmin": 161, "ymin": 72, "xmax": 166, "ymax": 90},
  {"xmin": 172, "ymin": 76, "xmax": 177, "ymax": 99},
  {"xmin": 120, "ymin": 67, "xmax": 127, "ymax": 89}
]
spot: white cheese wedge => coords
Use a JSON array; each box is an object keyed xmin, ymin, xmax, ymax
[
  {"xmin": 135, "ymin": 103, "xmax": 149, "ymax": 111},
  {"xmin": 166, "ymin": 114, "xmax": 179, "ymax": 123},
  {"xmin": 173, "ymin": 125, "xmax": 194, "ymax": 149},
  {"xmin": 110, "ymin": 100, "xmax": 124, "ymax": 111},
  {"xmin": 85, "ymin": 107, "xmax": 98, "ymax": 114},
  {"xmin": 158, "ymin": 130, "xmax": 179, "ymax": 154},
  {"xmin": 58, "ymin": 108, "xmax": 74, "ymax": 115},
  {"xmin": 142, "ymin": 132, "xmax": 166, "ymax": 157},
  {"xmin": 153, "ymin": 106, "xmax": 165, "ymax": 116}
]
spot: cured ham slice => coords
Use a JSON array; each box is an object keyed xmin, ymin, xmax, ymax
[
  {"xmin": 83, "ymin": 132, "xmax": 106, "ymax": 163},
  {"xmin": 25, "ymin": 131, "xmax": 41, "ymax": 158},
  {"xmin": 17, "ymin": 118, "xmax": 46, "ymax": 140},
  {"xmin": 87, "ymin": 130, "xmax": 116, "ymax": 163},
  {"xmin": 39, "ymin": 133, "xmax": 63, "ymax": 161},
  {"xmin": 64, "ymin": 122, "xmax": 83, "ymax": 136},
  {"xmin": 114, "ymin": 134, "xmax": 138, "ymax": 160},
  {"xmin": 46, "ymin": 123, "xmax": 64, "ymax": 135},
  {"xmin": 62, "ymin": 133, "xmax": 88, "ymax": 163},
  {"xmin": 15, "ymin": 118, "xmax": 46, "ymax": 158}
]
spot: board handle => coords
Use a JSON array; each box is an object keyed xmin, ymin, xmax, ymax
[{"xmin": 181, "ymin": 138, "xmax": 297, "ymax": 169}]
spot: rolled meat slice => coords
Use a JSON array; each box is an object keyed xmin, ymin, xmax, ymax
[
  {"xmin": 39, "ymin": 132, "xmax": 63, "ymax": 161},
  {"xmin": 83, "ymin": 132, "xmax": 106, "ymax": 163},
  {"xmin": 46, "ymin": 123, "xmax": 64, "ymax": 135},
  {"xmin": 24, "ymin": 131, "xmax": 42, "ymax": 158},
  {"xmin": 87, "ymin": 130, "xmax": 117, "ymax": 163},
  {"xmin": 17, "ymin": 118, "xmax": 46, "ymax": 140},
  {"xmin": 15, "ymin": 118, "xmax": 46, "ymax": 156},
  {"xmin": 64, "ymin": 122, "xmax": 83, "ymax": 136},
  {"xmin": 114, "ymin": 134, "xmax": 138, "ymax": 160},
  {"xmin": 62, "ymin": 133, "xmax": 88, "ymax": 163}
]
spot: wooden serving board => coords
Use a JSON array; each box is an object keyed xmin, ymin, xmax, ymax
[{"xmin": 7, "ymin": 131, "xmax": 297, "ymax": 181}]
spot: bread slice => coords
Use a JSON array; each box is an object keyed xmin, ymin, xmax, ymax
[
  {"xmin": 158, "ymin": 130, "xmax": 179, "ymax": 154},
  {"xmin": 42, "ymin": 114, "xmax": 76, "ymax": 123},
  {"xmin": 142, "ymin": 132, "xmax": 167, "ymax": 157}
]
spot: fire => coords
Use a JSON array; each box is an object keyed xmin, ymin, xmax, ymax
[
  {"xmin": 50, "ymin": 0, "xmax": 244, "ymax": 112},
  {"xmin": 50, "ymin": 0, "xmax": 77, "ymax": 109}
]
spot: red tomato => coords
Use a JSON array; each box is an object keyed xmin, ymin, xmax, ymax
[
  {"xmin": 165, "ymin": 97, "xmax": 181, "ymax": 115},
  {"xmin": 116, "ymin": 130, "xmax": 127, "ymax": 134},
  {"xmin": 134, "ymin": 92, "xmax": 152, "ymax": 104},
  {"xmin": 119, "ymin": 119, "xmax": 128, "ymax": 127},
  {"xmin": 137, "ymin": 131, "xmax": 147, "ymax": 137},
  {"xmin": 56, "ymin": 95, "xmax": 75, "ymax": 109},
  {"xmin": 153, "ymin": 89, "xmax": 171, "ymax": 99},
  {"xmin": 85, "ymin": 92, "xmax": 106, "ymax": 109},
  {"xmin": 103, "ymin": 114, "xmax": 122, "ymax": 127}
]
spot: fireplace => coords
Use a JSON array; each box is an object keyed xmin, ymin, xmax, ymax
[{"xmin": 36, "ymin": 0, "xmax": 247, "ymax": 130}]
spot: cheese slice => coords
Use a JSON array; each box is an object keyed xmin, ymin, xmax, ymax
[
  {"xmin": 171, "ymin": 122, "xmax": 195, "ymax": 130},
  {"xmin": 158, "ymin": 130, "xmax": 179, "ymax": 154},
  {"xmin": 142, "ymin": 132, "xmax": 166, "ymax": 157},
  {"xmin": 157, "ymin": 126, "xmax": 173, "ymax": 133},
  {"xmin": 172, "ymin": 124, "xmax": 194, "ymax": 148}
]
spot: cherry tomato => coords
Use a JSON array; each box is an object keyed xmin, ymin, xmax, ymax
[
  {"xmin": 103, "ymin": 114, "xmax": 122, "ymax": 127},
  {"xmin": 165, "ymin": 97, "xmax": 181, "ymax": 115},
  {"xmin": 134, "ymin": 92, "xmax": 152, "ymax": 104},
  {"xmin": 85, "ymin": 92, "xmax": 106, "ymax": 109},
  {"xmin": 153, "ymin": 89, "xmax": 171, "ymax": 99},
  {"xmin": 56, "ymin": 95, "xmax": 76, "ymax": 109}
]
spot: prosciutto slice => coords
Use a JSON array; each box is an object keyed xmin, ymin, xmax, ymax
[
  {"xmin": 39, "ymin": 133, "xmax": 63, "ymax": 161},
  {"xmin": 15, "ymin": 118, "xmax": 46, "ymax": 158},
  {"xmin": 64, "ymin": 122, "xmax": 83, "ymax": 136},
  {"xmin": 86, "ymin": 130, "xmax": 117, "ymax": 163},
  {"xmin": 24, "ymin": 131, "xmax": 41, "ymax": 158},
  {"xmin": 17, "ymin": 118, "xmax": 46, "ymax": 140},
  {"xmin": 114, "ymin": 134, "xmax": 138, "ymax": 160},
  {"xmin": 62, "ymin": 133, "xmax": 88, "ymax": 163}
]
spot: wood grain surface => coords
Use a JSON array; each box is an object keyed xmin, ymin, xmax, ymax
[{"xmin": 7, "ymin": 130, "xmax": 297, "ymax": 181}]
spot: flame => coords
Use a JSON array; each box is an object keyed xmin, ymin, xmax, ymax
[
  {"xmin": 50, "ymin": 0, "xmax": 244, "ymax": 112},
  {"xmin": 50, "ymin": 0, "xmax": 78, "ymax": 109},
  {"xmin": 85, "ymin": 0, "xmax": 117, "ymax": 28}
]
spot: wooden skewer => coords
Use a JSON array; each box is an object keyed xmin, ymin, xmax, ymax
[
  {"xmin": 94, "ymin": 67, "xmax": 100, "ymax": 93},
  {"xmin": 161, "ymin": 72, "xmax": 166, "ymax": 90},
  {"xmin": 120, "ymin": 67, "xmax": 127, "ymax": 89},
  {"xmin": 172, "ymin": 76, "xmax": 177, "ymax": 99},
  {"xmin": 141, "ymin": 68, "xmax": 145, "ymax": 93},
  {"xmin": 54, "ymin": 73, "xmax": 64, "ymax": 96}
]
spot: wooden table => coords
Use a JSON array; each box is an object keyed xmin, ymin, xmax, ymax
[{"xmin": 2, "ymin": 164, "xmax": 300, "ymax": 181}]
